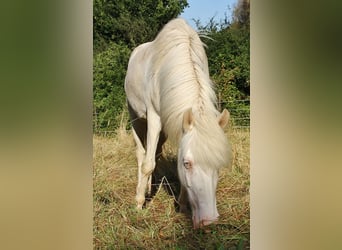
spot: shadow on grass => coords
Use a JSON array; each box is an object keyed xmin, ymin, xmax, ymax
[{"xmin": 145, "ymin": 155, "xmax": 189, "ymax": 213}]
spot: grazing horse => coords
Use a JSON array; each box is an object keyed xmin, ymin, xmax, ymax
[{"xmin": 124, "ymin": 18, "xmax": 232, "ymax": 229}]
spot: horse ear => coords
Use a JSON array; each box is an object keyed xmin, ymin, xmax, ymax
[
  {"xmin": 218, "ymin": 109, "xmax": 230, "ymax": 128},
  {"xmin": 183, "ymin": 108, "xmax": 195, "ymax": 132}
]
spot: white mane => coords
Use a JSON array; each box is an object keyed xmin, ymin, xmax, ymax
[
  {"xmin": 150, "ymin": 19, "xmax": 218, "ymax": 141},
  {"xmin": 150, "ymin": 18, "xmax": 231, "ymax": 169}
]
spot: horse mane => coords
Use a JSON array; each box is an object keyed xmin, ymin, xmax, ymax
[
  {"xmin": 147, "ymin": 18, "xmax": 232, "ymax": 169},
  {"xmin": 149, "ymin": 19, "xmax": 216, "ymax": 138}
]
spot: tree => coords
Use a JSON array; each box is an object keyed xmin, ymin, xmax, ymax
[
  {"xmin": 93, "ymin": 0, "xmax": 188, "ymax": 53},
  {"xmin": 232, "ymin": 0, "xmax": 250, "ymax": 28},
  {"xmin": 195, "ymin": 1, "xmax": 250, "ymax": 126},
  {"xmin": 93, "ymin": 0, "xmax": 189, "ymax": 131}
]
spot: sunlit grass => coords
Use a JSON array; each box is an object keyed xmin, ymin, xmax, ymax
[{"xmin": 93, "ymin": 125, "xmax": 249, "ymax": 249}]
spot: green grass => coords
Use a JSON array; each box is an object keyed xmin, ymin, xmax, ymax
[{"xmin": 93, "ymin": 126, "xmax": 249, "ymax": 249}]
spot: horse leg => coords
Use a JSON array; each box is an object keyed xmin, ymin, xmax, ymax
[
  {"xmin": 178, "ymin": 185, "xmax": 189, "ymax": 213},
  {"xmin": 147, "ymin": 131, "xmax": 167, "ymax": 195},
  {"xmin": 136, "ymin": 110, "xmax": 161, "ymax": 209},
  {"xmin": 127, "ymin": 101, "xmax": 148, "ymax": 209},
  {"xmin": 156, "ymin": 131, "xmax": 166, "ymax": 159},
  {"xmin": 132, "ymin": 128, "xmax": 146, "ymax": 207}
]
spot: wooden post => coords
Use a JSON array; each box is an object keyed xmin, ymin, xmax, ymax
[{"xmin": 218, "ymin": 92, "xmax": 222, "ymax": 111}]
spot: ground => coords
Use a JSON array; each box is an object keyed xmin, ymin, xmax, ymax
[{"xmin": 93, "ymin": 126, "xmax": 249, "ymax": 249}]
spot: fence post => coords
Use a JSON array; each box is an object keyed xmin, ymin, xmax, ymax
[
  {"xmin": 94, "ymin": 106, "xmax": 98, "ymax": 133},
  {"xmin": 218, "ymin": 92, "xmax": 222, "ymax": 111}
]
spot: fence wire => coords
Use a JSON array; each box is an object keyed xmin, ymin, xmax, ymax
[{"xmin": 93, "ymin": 99, "xmax": 250, "ymax": 135}]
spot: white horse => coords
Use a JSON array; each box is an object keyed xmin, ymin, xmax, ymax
[{"xmin": 124, "ymin": 18, "xmax": 232, "ymax": 229}]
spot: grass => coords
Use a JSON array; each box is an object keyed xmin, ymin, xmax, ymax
[{"xmin": 93, "ymin": 124, "xmax": 250, "ymax": 249}]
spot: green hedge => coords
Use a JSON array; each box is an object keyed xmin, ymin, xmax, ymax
[{"xmin": 93, "ymin": 42, "xmax": 131, "ymax": 131}]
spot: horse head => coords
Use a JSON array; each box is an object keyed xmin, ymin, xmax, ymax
[{"xmin": 178, "ymin": 108, "xmax": 230, "ymax": 228}]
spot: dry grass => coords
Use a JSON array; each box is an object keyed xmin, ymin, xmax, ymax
[{"xmin": 93, "ymin": 125, "xmax": 249, "ymax": 249}]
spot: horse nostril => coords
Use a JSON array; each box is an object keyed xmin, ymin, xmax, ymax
[
  {"xmin": 201, "ymin": 219, "xmax": 210, "ymax": 227},
  {"xmin": 193, "ymin": 214, "xmax": 219, "ymax": 229},
  {"xmin": 200, "ymin": 217, "xmax": 218, "ymax": 227}
]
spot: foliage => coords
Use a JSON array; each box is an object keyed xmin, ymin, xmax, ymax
[
  {"xmin": 93, "ymin": 0, "xmax": 188, "ymax": 53},
  {"xmin": 232, "ymin": 0, "xmax": 250, "ymax": 28},
  {"xmin": 206, "ymin": 28, "xmax": 250, "ymax": 95},
  {"xmin": 93, "ymin": 0, "xmax": 189, "ymax": 131},
  {"xmin": 205, "ymin": 26, "xmax": 250, "ymax": 127},
  {"xmin": 93, "ymin": 0, "xmax": 250, "ymax": 130},
  {"xmin": 93, "ymin": 42, "xmax": 131, "ymax": 131},
  {"xmin": 196, "ymin": 0, "xmax": 250, "ymax": 126}
]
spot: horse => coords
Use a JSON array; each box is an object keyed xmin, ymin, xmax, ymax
[{"xmin": 124, "ymin": 18, "xmax": 232, "ymax": 229}]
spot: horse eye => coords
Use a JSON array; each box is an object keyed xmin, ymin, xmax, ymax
[{"xmin": 183, "ymin": 161, "xmax": 192, "ymax": 169}]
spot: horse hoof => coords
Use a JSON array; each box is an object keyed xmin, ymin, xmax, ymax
[{"xmin": 136, "ymin": 195, "xmax": 145, "ymax": 209}]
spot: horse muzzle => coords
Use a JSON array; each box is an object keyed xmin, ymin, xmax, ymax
[{"xmin": 193, "ymin": 214, "xmax": 219, "ymax": 229}]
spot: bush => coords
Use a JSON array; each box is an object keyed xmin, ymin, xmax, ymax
[
  {"xmin": 93, "ymin": 42, "xmax": 131, "ymax": 131},
  {"xmin": 203, "ymin": 27, "xmax": 250, "ymax": 127}
]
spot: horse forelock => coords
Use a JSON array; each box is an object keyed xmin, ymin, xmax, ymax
[{"xmin": 181, "ymin": 114, "xmax": 232, "ymax": 171}]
